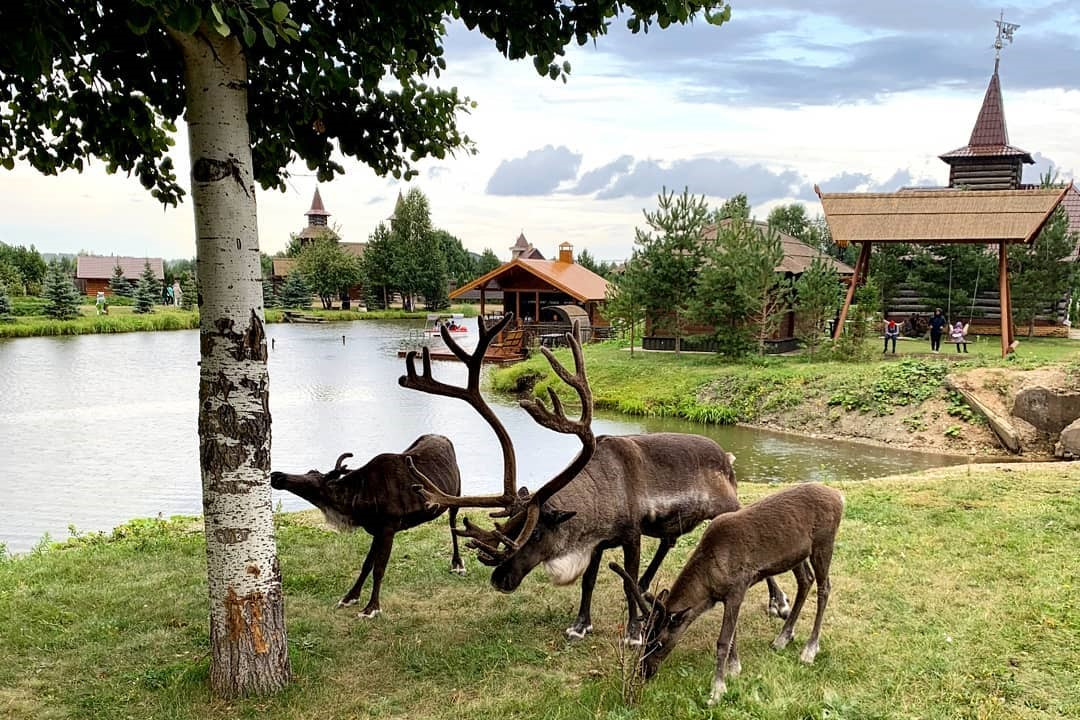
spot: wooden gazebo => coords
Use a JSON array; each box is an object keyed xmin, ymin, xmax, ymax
[
  {"xmin": 817, "ymin": 185, "xmax": 1071, "ymax": 357},
  {"xmin": 449, "ymin": 242, "xmax": 610, "ymax": 327}
]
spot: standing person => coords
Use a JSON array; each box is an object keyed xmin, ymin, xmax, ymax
[
  {"xmin": 95, "ymin": 290, "xmax": 106, "ymax": 315},
  {"xmin": 950, "ymin": 321, "xmax": 968, "ymax": 353},
  {"xmin": 172, "ymin": 281, "xmax": 183, "ymax": 308},
  {"xmin": 883, "ymin": 319, "xmax": 900, "ymax": 354},
  {"xmin": 929, "ymin": 308, "xmax": 946, "ymax": 353}
]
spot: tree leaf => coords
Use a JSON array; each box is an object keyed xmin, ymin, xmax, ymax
[
  {"xmin": 271, "ymin": 2, "xmax": 289, "ymax": 23},
  {"xmin": 262, "ymin": 25, "xmax": 277, "ymax": 48},
  {"xmin": 167, "ymin": 4, "xmax": 202, "ymax": 34},
  {"xmin": 242, "ymin": 24, "xmax": 257, "ymax": 47},
  {"xmin": 210, "ymin": 3, "xmax": 224, "ymax": 25},
  {"xmin": 125, "ymin": 8, "xmax": 155, "ymax": 36}
]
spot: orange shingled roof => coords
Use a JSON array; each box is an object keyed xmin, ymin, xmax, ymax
[{"xmin": 450, "ymin": 258, "xmax": 610, "ymax": 302}]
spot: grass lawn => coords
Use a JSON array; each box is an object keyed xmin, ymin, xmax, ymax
[{"xmin": 1, "ymin": 465, "xmax": 1077, "ymax": 719}]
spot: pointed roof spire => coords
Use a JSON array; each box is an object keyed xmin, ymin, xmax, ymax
[
  {"xmin": 306, "ymin": 187, "xmax": 330, "ymax": 218},
  {"xmin": 939, "ymin": 65, "xmax": 1032, "ymax": 164},
  {"xmin": 388, "ymin": 190, "xmax": 405, "ymax": 223}
]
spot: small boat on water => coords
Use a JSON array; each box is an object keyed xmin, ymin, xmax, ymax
[{"xmin": 422, "ymin": 313, "xmax": 468, "ymax": 335}]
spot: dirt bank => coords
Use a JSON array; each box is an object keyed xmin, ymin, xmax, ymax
[{"xmin": 743, "ymin": 366, "xmax": 1074, "ymax": 459}]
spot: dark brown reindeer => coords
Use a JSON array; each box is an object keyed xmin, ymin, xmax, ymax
[
  {"xmin": 401, "ymin": 314, "xmax": 789, "ymax": 640},
  {"xmin": 611, "ymin": 482, "xmax": 844, "ymax": 706},
  {"xmin": 269, "ymin": 434, "xmax": 464, "ymax": 618}
]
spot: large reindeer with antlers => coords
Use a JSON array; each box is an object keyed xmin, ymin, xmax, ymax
[
  {"xmin": 401, "ymin": 314, "xmax": 789, "ymax": 639},
  {"xmin": 270, "ymin": 435, "xmax": 464, "ymax": 618}
]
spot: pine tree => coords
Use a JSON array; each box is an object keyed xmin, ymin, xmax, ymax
[
  {"xmin": 1011, "ymin": 206, "xmax": 1078, "ymax": 337},
  {"xmin": 42, "ymin": 261, "xmax": 82, "ymax": 319},
  {"xmin": 108, "ymin": 262, "xmax": 132, "ymax": 296},
  {"xmin": 278, "ymin": 272, "xmax": 311, "ymax": 309},
  {"xmin": 794, "ymin": 256, "xmax": 841, "ymax": 359},
  {"xmin": 178, "ymin": 271, "xmax": 197, "ymax": 311},
  {"xmin": 262, "ymin": 278, "xmax": 279, "ymax": 309},
  {"xmin": 133, "ymin": 261, "xmax": 159, "ymax": 314},
  {"xmin": 0, "ymin": 280, "xmax": 12, "ymax": 321}
]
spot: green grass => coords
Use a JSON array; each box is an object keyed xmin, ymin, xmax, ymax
[
  {"xmin": 1, "ymin": 465, "xmax": 1077, "ymax": 719},
  {"xmin": 0, "ymin": 304, "xmax": 479, "ymax": 338},
  {"xmin": 492, "ymin": 338, "xmax": 1079, "ymax": 426}
]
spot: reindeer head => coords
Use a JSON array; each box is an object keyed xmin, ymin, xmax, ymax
[
  {"xmin": 609, "ymin": 562, "xmax": 693, "ymax": 679},
  {"xmin": 270, "ymin": 453, "xmax": 359, "ymax": 529},
  {"xmin": 399, "ymin": 314, "xmax": 595, "ymax": 585}
]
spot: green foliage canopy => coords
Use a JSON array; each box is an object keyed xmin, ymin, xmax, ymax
[{"xmin": 296, "ymin": 236, "xmax": 362, "ymax": 309}]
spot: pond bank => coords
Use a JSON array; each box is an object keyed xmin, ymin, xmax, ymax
[
  {"xmin": 0, "ymin": 305, "xmax": 477, "ymax": 338},
  {"xmin": 490, "ymin": 343, "xmax": 1080, "ymax": 459},
  {"xmin": 1, "ymin": 462, "xmax": 1075, "ymax": 719}
]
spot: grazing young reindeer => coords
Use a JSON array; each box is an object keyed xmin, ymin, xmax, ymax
[
  {"xmin": 611, "ymin": 482, "xmax": 844, "ymax": 706},
  {"xmin": 270, "ymin": 434, "xmax": 464, "ymax": 618},
  {"xmin": 401, "ymin": 314, "xmax": 790, "ymax": 640}
]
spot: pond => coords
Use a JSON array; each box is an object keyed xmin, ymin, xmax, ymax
[{"xmin": 0, "ymin": 318, "xmax": 966, "ymax": 553}]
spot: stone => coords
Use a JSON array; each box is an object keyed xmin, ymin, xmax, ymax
[
  {"xmin": 1012, "ymin": 385, "xmax": 1080, "ymax": 435},
  {"xmin": 1054, "ymin": 418, "xmax": 1080, "ymax": 459}
]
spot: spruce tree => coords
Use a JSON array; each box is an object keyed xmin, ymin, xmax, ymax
[
  {"xmin": 108, "ymin": 262, "xmax": 132, "ymax": 296},
  {"xmin": 43, "ymin": 261, "xmax": 82, "ymax": 319},
  {"xmin": 278, "ymin": 272, "xmax": 310, "ymax": 309},
  {"xmin": 0, "ymin": 280, "xmax": 12, "ymax": 321},
  {"xmin": 179, "ymin": 271, "xmax": 197, "ymax": 310},
  {"xmin": 794, "ymin": 256, "xmax": 841, "ymax": 359},
  {"xmin": 133, "ymin": 261, "xmax": 159, "ymax": 314},
  {"xmin": 262, "ymin": 278, "xmax": 279, "ymax": 309}
]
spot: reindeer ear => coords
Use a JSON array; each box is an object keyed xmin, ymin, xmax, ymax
[
  {"xmin": 544, "ymin": 509, "xmax": 576, "ymax": 526},
  {"xmin": 654, "ymin": 589, "xmax": 669, "ymax": 609},
  {"xmin": 668, "ymin": 607, "xmax": 691, "ymax": 628}
]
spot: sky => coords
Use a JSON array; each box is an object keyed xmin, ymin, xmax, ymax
[{"xmin": 2, "ymin": 1, "xmax": 1078, "ymax": 265}]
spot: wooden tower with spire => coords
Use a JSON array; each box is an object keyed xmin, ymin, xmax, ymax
[
  {"xmin": 299, "ymin": 187, "xmax": 337, "ymax": 240},
  {"xmin": 938, "ymin": 13, "xmax": 1032, "ymax": 189}
]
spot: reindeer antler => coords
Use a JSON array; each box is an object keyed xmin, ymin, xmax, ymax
[
  {"xmin": 400, "ymin": 317, "xmax": 596, "ymax": 562},
  {"xmin": 399, "ymin": 313, "xmax": 519, "ymax": 509},
  {"xmin": 335, "ymin": 453, "xmax": 353, "ymax": 471}
]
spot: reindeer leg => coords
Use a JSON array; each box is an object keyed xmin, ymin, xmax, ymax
[
  {"xmin": 448, "ymin": 508, "xmax": 465, "ymax": 575},
  {"xmin": 338, "ymin": 533, "xmax": 379, "ymax": 608},
  {"xmin": 772, "ymin": 560, "xmax": 813, "ymax": 651},
  {"xmin": 638, "ymin": 536, "xmax": 674, "ymax": 592},
  {"xmin": 709, "ymin": 590, "xmax": 744, "ymax": 706},
  {"xmin": 726, "ymin": 628, "xmax": 741, "ymax": 678},
  {"xmin": 801, "ymin": 541, "xmax": 835, "ymax": 664},
  {"xmin": 358, "ymin": 530, "xmax": 395, "ymax": 619},
  {"xmin": 566, "ymin": 545, "xmax": 605, "ymax": 640},
  {"xmin": 621, "ymin": 538, "xmax": 643, "ymax": 644},
  {"xmin": 766, "ymin": 576, "xmax": 791, "ymax": 619}
]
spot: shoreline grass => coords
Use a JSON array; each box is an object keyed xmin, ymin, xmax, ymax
[
  {"xmin": 0, "ymin": 304, "xmax": 478, "ymax": 339},
  {"xmin": 1, "ymin": 464, "xmax": 1076, "ymax": 719},
  {"xmin": 491, "ymin": 339, "xmax": 1078, "ymax": 427}
]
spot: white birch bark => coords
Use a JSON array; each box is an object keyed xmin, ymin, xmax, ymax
[{"xmin": 175, "ymin": 27, "xmax": 289, "ymax": 697}]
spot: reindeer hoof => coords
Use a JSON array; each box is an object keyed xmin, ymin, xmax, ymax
[
  {"xmin": 565, "ymin": 624, "xmax": 592, "ymax": 640},
  {"xmin": 768, "ymin": 596, "xmax": 791, "ymax": 619},
  {"xmin": 337, "ymin": 598, "xmax": 358, "ymax": 609},
  {"xmin": 799, "ymin": 641, "xmax": 819, "ymax": 664},
  {"xmin": 357, "ymin": 608, "xmax": 382, "ymax": 620},
  {"xmin": 621, "ymin": 632, "xmax": 644, "ymax": 647},
  {"xmin": 772, "ymin": 630, "xmax": 793, "ymax": 651},
  {"xmin": 726, "ymin": 658, "xmax": 741, "ymax": 678},
  {"xmin": 708, "ymin": 679, "xmax": 727, "ymax": 706},
  {"xmin": 450, "ymin": 563, "xmax": 466, "ymax": 576}
]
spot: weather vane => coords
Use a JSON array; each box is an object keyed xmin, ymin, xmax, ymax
[{"xmin": 994, "ymin": 10, "xmax": 1020, "ymax": 69}]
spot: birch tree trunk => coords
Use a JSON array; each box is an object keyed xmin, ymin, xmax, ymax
[{"xmin": 175, "ymin": 28, "xmax": 290, "ymax": 697}]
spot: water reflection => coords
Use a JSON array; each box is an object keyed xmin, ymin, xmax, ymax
[{"xmin": 0, "ymin": 319, "xmax": 963, "ymax": 553}]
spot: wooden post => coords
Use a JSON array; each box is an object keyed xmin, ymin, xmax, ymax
[
  {"xmin": 998, "ymin": 242, "xmax": 1011, "ymax": 357},
  {"xmin": 534, "ymin": 291, "xmax": 539, "ymax": 323},
  {"xmin": 480, "ymin": 285, "xmax": 486, "ymax": 317},
  {"xmin": 833, "ymin": 242, "xmax": 871, "ymax": 340},
  {"xmin": 514, "ymin": 291, "xmax": 521, "ymax": 325}
]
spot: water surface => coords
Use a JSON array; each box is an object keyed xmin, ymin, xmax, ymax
[{"xmin": 0, "ymin": 319, "xmax": 964, "ymax": 553}]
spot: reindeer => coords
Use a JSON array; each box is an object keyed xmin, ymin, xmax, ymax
[
  {"xmin": 400, "ymin": 314, "xmax": 790, "ymax": 640},
  {"xmin": 611, "ymin": 482, "xmax": 844, "ymax": 706},
  {"xmin": 270, "ymin": 434, "xmax": 464, "ymax": 618}
]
